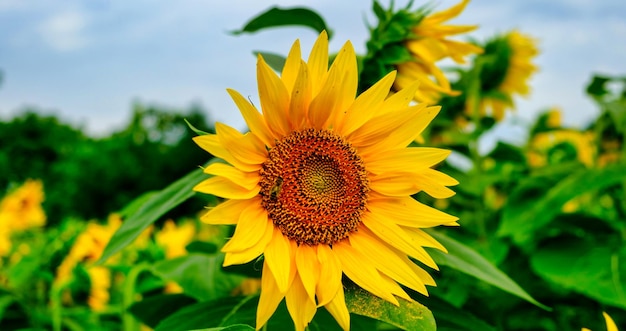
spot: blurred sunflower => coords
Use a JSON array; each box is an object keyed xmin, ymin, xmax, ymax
[
  {"xmin": 194, "ymin": 31, "xmax": 458, "ymax": 330},
  {"xmin": 474, "ymin": 30, "xmax": 539, "ymax": 120},
  {"xmin": 155, "ymin": 219, "xmax": 196, "ymax": 259},
  {"xmin": 395, "ymin": 0, "xmax": 483, "ymax": 104},
  {"xmin": 527, "ymin": 110, "xmax": 595, "ymax": 168},
  {"xmin": 55, "ymin": 214, "xmax": 122, "ymax": 286},
  {"xmin": 86, "ymin": 266, "xmax": 111, "ymax": 312},
  {"xmin": 0, "ymin": 179, "xmax": 46, "ymax": 231},
  {"xmin": 0, "ymin": 180, "xmax": 46, "ymax": 257}
]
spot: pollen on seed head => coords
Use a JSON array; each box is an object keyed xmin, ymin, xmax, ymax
[{"xmin": 259, "ymin": 128, "xmax": 369, "ymax": 245}]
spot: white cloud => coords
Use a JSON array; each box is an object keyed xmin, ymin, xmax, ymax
[{"xmin": 39, "ymin": 10, "xmax": 89, "ymax": 52}]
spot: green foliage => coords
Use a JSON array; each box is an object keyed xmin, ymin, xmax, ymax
[
  {"xmin": 231, "ymin": 6, "xmax": 332, "ymax": 38},
  {"xmin": 0, "ymin": 104, "xmax": 214, "ymax": 224},
  {"xmin": 345, "ymin": 287, "xmax": 436, "ymax": 331}
]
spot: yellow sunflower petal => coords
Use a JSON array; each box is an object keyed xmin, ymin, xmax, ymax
[
  {"xmin": 336, "ymin": 71, "xmax": 397, "ymax": 136},
  {"xmin": 603, "ymin": 312, "xmax": 618, "ymax": 331},
  {"xmin": 289, "ymin": 59, "xmax": 312, "ymax": 130},
  {"xmin": 285, "ymin": 273, "xmax": 317, "ymax": 331},
  {"xmin": 223, "ymin": 222, "xmax": 273, "ymax": 267},
  {"xmin": 369, "ymin": 172, "xmax": 422, "ymax": 196},
  {"xmin": 203, "ymin": 163, "xmax": 260, "ymax": 190},
  {"xmin": 381, "ymin": 80, "xmax": 421, "ymax": 113},
  {"xmin": 282, "ymin": 39, "xmax": 302, "ymax": 95},
  {"xmin": 226, "ymin": 88, "xmax": 276, "ymax": 147},
  {"xmin": 361, "ymin": 212, "xmax": 439, "ymax": 270},
  {"xmin": 364, "ymin": 147, "xmax": 450, "ymax": 175},
  {"xmin": 349, "ymin": 104, "xmax": 427, "ymax": 147},
  {"xmin": 414, "ymin": 170, "xmax": 457, "ymax": 199},
  {"xmin": 264, "ymin": 227, "xmax": 296, "ymax": 293},
  {"xmin": 401, "ymin": 227, "xmax": 447, "ymax": 253},
  {"xmin": 332, "ymin": 239, "xmax": 399, "ymax": 305},
  {"xmin": 316, "ymin": 245, "xmax": 342, "ymax": 307},
  {"xmin": 366, "ymin": 195, "xmax": 458, "ymax": 228},
  {"xmin": 361, "ymin": 106, "xmax": 441, "ymax": 155},
  {"xmin": 200, "ymin": 198, "xmax": 253, "ymax": 225},
  {"xmin": 379, "ymin": 271, "xmax": 412, "ymax": 302},
  {"xmin": 258, "ymin": 55, "xmax": 290, "ymax": 136},
  {"xmin": 295, "ymin": 244, "xmax": 320, "ymax": 303},
  {"xmin": 215, "ymin": 123, "xmax": 267, "ymax": 167},
  {"xmin": 425, "ymin": 0, "xmax": 469, "ymax": 24},
  {"xmin": 222, "ymin": 203, "xmax": 269, "ymax": 252},
  {"xmin": 308, "ymin": 41, "xmax": 357, "ymax": 129},
  {"xmin": 324, "ymin": 285, "xmax": 350, "ymax": 331},
  {"xmin": 256, "ymin": 262, "xmax": 284, "ymax": 329},
  {"xmin": 307, "ymin": 30, "xmax": 329, "ymax": 96},
  {"xmin": 193, "ymin": 176, "xmax": 260, "ymax": 199},
  {"xmin": 193, "ymin": 134, "xmax": 258, "ymax": 172},
  {"xmin": 349, "ymin": 229, "xmax": 429, "ymax": 295}
]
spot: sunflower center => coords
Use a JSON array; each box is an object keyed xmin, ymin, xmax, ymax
[{"xmin": 259, "ymin": 128, "xmax": 369, "ymax": 245}]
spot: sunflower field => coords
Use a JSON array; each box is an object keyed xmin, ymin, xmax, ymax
[{"xmin": 0, "ymin": 1, "xmax": 624, "ymax": 331}]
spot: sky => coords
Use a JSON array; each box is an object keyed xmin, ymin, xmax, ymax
[{"xmin": 1, "ymin": 0, "xmax": 625, "ymax": 144}]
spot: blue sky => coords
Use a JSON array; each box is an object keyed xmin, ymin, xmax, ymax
[{"xmin": 1, "ymin": 0, "xmax": 625, "ymax": 142}]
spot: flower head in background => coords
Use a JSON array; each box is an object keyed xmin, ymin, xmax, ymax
[
  {"xmin": 194, "ymin": 31, "xmax": 458, "ymax": 330},
  {"xmin": 474, "ymin": 30, "xmax": 539, "ymax": 120},
  {"xmin": 360, "ymin": 0, "xmax": 481, "ymax": 104},
  {"xmin": 395, "ymin": 0, "xmax": 483, "ymax": 104},
  {"xmin": 155, "ymin": 219, "xmax": 196, "ymax": 259},
  {"xmin": 0, "ymin": 180, "xmax": 46, "ymax": 257},
  {"xmin": 0, "ymin": 179, "xmax": 46, "ymax": 231}
]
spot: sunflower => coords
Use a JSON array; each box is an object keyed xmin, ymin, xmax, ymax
[
  {"xmin": 394, "ymin": 0, "xmax": 483, "ymax": 104},
  {"xmin": 194, "ymin": 31, "xmax": 458, "ymax": 331},
  {"xmin": 476, "ymin": 30, "xmax": 539, "ymax": 120}
]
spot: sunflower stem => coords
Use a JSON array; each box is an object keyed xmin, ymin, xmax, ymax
[{"xmin": 122, "ymin": 263, "xmax": 151, "ymax": 331}]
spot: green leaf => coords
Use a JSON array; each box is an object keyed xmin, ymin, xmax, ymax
[
  {"xmin": 185, "ymin": 118, "xmax": 211, "ymax": 135},
  {"xmin": 186, "ymin": 240, "xmax": 219, "ymax": 254},
  {"xmin": 345, "ymin": 286, "xmax": 436, "ymax": 331},
  {"xmin": 98, "ymin": 167, "xmax": 208, "ymax": 264},
  {"xmin": 0, "ymin": 295, "xmax": 14, "ymax": 322},
  {"xmin": 420, "ymin": 295, "xmax": 496, "ymax": 331},
  {"xmin": 231, "ymin": 7, "xmax": 332, "ymax": 38},
  {"xmin": 129, "ymin": 294, "xmax": 197, "ymax": 328},
  {"xmin": 151, "ymin": 253, "xmax": 245, "ymax": 301},
  {"xmin": 586, "ymin": 74, "xmax": 611, "ymax": 97},
  {"xmin": 254, "ymin": 51, "xmax": 287, "ymax": 73},
  {"xmin": 427, "ymin": 231, "xmax": 549, "ymax": 310},
  {"xmin": 497, "ymin": 164, "xmax": 626, "ymax": 243},
  {"xmin": 530, "ymin": 238, "xmax": 626, "ymax": 309},
  {"xmin": 154, "ymin": 296, "xmax": 258, "ymax": 331}
]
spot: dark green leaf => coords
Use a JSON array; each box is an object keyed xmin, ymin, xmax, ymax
[
  {"xmin": 427, "ymin": 231, "xmax": 549, "ymax": 310},
  {"xmin": 154, "ymin": 296, "xmax": 258, "ymax": 331},
  {"xmin": 530, "ymin": 238, "xmax": 626, "ymax": 309},
  {"xmin": 186, "ymin": 241, "xmax": 219, "ymax": 254},
  {"xmin": 586, "ymin": 75, "xmax": 611, "ymax": 97},
  {"xmin": 345, "ymin": 286, "xmax": 436, "ymax": 331},
  {"xmin": 151, "ymin": 253, "xmax": 245, "ymax": 301},
  {"xmin": 420, "ymin": 295, "xmax": 496, "ymax": 331},
  {"xmin": 254, "ymin": 51, "xmax": 287, "ymax": 73},
  {"xmin": 129, "ymin": 294, "xmax": 197, "ymax": 328},
  {"xmin": 98, "ymin": 167, "xmax": 208, "ymax": 264},
  {"xmin": 497, "ymin": 164, "xmax": 626, "ymax": 242},
  {"xmin": 231, "ymin": 7, "xmax": 332, "ymax": 38}
]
